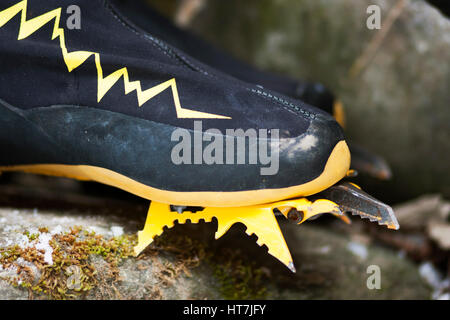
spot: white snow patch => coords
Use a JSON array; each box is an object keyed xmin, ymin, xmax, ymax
[
  {"xmin": 28, "ymin": 227, "xmax": 39, "ymax": 236},
  {"xmin": 17, "ymin": 234, "xmax": 31, "ymax": 249},
  {"xmin": 50, "ymin": 225, "xmax": 64, "ymax": 235},
  {"xmin": 1, "ymin": 238, "xmax": 13, "ymax": 247},
  {"xmin": 4, "ymin": 225, "xmax": 18, "ymax": 233},
  {"xmin": 346, "ymin": 242, "xmax": 368, "ymax": 260},
  {"xmin": 87, "ymin": 226, "xmax": 107, "ymax": 235},
  {"xmin": 35, "ymin": 233, "xmax": 54, "ymax": 265},
  {"xmin": 54, "ymin": 216, "xmax": 76, "ymax": 224},
  {"xmin": 111, "ymin": 226, "xmax": 124, "ymax": 237},
  {"xmin": 88, "ymin": 226, "xmax": 100, "ymax": 233},
  {"xmin": 16, "ymin": 257, "xmax": 26, "ymax": 265}
]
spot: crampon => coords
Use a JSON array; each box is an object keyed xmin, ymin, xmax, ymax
[{"xmin": 135, "ymin": 179, "xmax": 399, "ymax": 273}]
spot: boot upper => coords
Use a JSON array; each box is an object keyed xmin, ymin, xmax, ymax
[{"xmin": 0, "ymin": 0, "xmax": 349, "ymax": 198}]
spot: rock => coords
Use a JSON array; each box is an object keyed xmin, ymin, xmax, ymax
[
  {"xmin": 393, "ymin": 194, "xmax": 445, "ymax": 230},
  {"xmin": 427, "ymin": 222, "xmax": 450, "ymax": 250},
  {"xmin": 0, "ymin": 204, "xmax": 227, "ymax": 300},
  {"xmin": 419, "ymin": 262, "xmax": 450, "ymax": 300},
  {"xmin": 392, "ymin": 194, "xmax": 450, "ymax": 250},
  {"xmin": 184, "ymin": 0, "xmax": 450, "ymax": 202},
  {"xmin": 265, "ymin": 222, "xmax": 431, "ymax": 299},
  {"xmin": 0, "ymin": 204, "xmax": 431, "ymax": 299}
]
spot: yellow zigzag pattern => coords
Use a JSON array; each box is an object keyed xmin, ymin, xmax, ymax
[{"xmin": 0, "ymin": 0, "xmax": 230, "ymax": 119}]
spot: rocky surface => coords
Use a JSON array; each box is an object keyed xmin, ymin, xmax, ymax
[
  {"xmin": 0, "ymin": 180, "xmax": 431, "ymax": 299},
  {"xmin": 0, "ymin": 205, "xmax": 223, "ymax": 300},
  {"xmin": 185, "ymin": 0, "xmax": 450, "ymax": 202}
]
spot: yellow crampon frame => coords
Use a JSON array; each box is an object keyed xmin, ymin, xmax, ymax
[{"xmin": 134, "ymin": 197, "xmax": 349, "ymax": 272}]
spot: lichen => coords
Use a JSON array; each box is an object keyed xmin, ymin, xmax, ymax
[{"xmin": 0, "ymin": 227, "xmax": 137, "ymax": 299}]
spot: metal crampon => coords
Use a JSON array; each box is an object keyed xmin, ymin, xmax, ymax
[{"xmin": 134, "ymin": 182, "xmax": 399, "ymax": 273}]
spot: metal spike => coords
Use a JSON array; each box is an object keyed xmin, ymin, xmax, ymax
[{"xmin": 317, "ymin": 182, "xmax": 400, "ymax": 230}]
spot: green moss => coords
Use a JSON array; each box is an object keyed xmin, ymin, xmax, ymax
[
  {"xmin": 0, "ymin": 227, "xmax": 137, "ymax": 299},
  {"xmin": 1, "ymin": 224, "xmax": 268, "ymax": 300},
  {"xmin": 23, "ymin": 231, "xmax": 39, "ymax": 241}
]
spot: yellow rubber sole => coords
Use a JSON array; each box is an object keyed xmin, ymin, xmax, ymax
[{"xmin": 0, "ymin": 141, "xmax": 350, "ymax": 207}]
